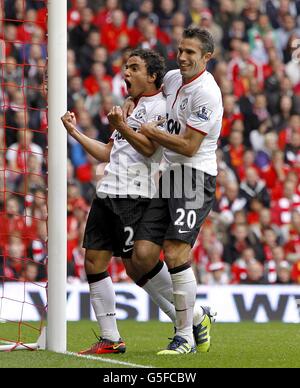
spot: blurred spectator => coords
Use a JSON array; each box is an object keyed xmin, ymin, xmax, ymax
[
  {"xmin": 273, "ymin": 94, "xmax": 295, "ymax": 132},
  {"xmin": 260, "ymin": 150, "xmax": 290, "ymax": 196},
  {"xmin": 236, "ymin": 149, "xmax": 258, "ymax": 182},
  {"xmin": 221, "ymin": 94, "xmax": 243, "ymax": 145},
  {"xmin": 285, "ymin": 37, "xmax": 300, "ymax": 87},
  {"xmin": 67, "ymin": 0, "xmax": 89, "ymax": 29},
  {"xmin": 215, "ymin": 0, "xmax": 236, "ymax": 40},
  {"xmin": 223, "ymin": 130, "xmax": 245, "ymax": 171},
  {"xmin": 248, "ymin": 13, "xmax": 278, "ymax": 65},
  {"xmin": 199, "ymin": 245, "xmax": 231, "ymax": 285},
  {"xmin": 228, "ymin": 42, "xmax": 264, "ymax": 97},
  {"xmin": 137, "ymin": 16, "xmax": 168, "ymax": 59},
  {"xmin": 223, "ymin": 18, "xmax": 247, "ymax": 53},
  {"xmin": 284, "ymin": 210, "xmax": 300, "ymax": 263},
  {"xmin": 272, "ymin": 179, "xmax": 300, "ymax": 227},
  {"xmin": 94, "ymin": 0, "xmax": 122, "ymax": 27},
  {"xmin": 69, "ymin": 7, "xmax": 97, "ymax": 52},
  {"xmin": 255, "ymin": 131, "xmax": 279, "ymax": 168},
  {"xmin": 92, "ymin": 94, "xmax": 115, "ymax": 143},
  {"xmin": 223, "ymin": 223, "xmax": 263, "ymax": 265},
  {"xmin": 217, "ymin": 181, "xmax": 247, "ymax": 226},
  {"xmin": 276, "ymin": 13, "xmax": 300, "ymax": 55},
  {"xmin": 192, "ymin": 223, "xmax": 221, "ymax": 276},
  {"xmin": 240, "ymin": 259, "xmax": 267, "ymax": 284},
  {"xmin": 240, "ymin": 0, "xmax": 261, "ymax": 31},
  {"xmin": 83, "ymin": 62, "xmax": 113, "ymax": 96},
  {"xmin": 127, "ymin": 0, "xmax": 159, "ymax": 28},
  {"xmin": 239, "ymin": 167, "xmax": 270, "ymax": 210},
  {"xmin": 68, "ymin": 75, "xmax": 88, "ymax": 111},
  {"xmin": 16, "ymin": 8, "xmax": 39, "ymax": 43},
  {"xmin": 19, "ymin": 261, "xmax": 39, "ymax": 282},
  {"xmin": 101, "ymin": 9, "xmax": 130, "ymax": 53},
  {"xmin": 265, "ymin": 0, "xmax": 299, "ymax": 29},
  {"xmin": 77, "ymin": 30, "xmax": 101, "ymax": 78},
  {"xmin": 0, "ymin": 196, "xmax": 26, "ymax": 249},
  {"xmin": 276, "ymin": 261, "xmax": 293, "ymax": 284},
  {"xmin": 284, "ymin": 129, "xmax": 300, "ymax": 167},
  {"xmin": 6, "ymin": 129, "xmax": 43, "ymax": 179},
  {"xmin": 231, "ymin": 246, "xmax": 254, "ymax": 283},
  {"xmin": 184, "ymin": 0, "xmax": 207, "ymax": 27},
  {"xmin": 261, "ymin": 226, "xmax": 280, "ymax": 260},
  {"xmin": 156, "ymin": 0, "xmax": 178, "ymax": 35},
  {"xmin": 4, "ymin": 0, "xmax": 25, "ymax": 22}
]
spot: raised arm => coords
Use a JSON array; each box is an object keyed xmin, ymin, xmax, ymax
[{"xmin": 61, "ymin": 111, "xmax": 112, "ymax": 163}]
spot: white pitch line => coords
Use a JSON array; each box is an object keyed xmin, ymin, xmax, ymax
[
  {"xmin": 0, "ymin": 343, "xmax": 154, "ymax": 368},
  {"xmin": 66, "ymin": 351, "xmax": 154, "ymax": 368}
]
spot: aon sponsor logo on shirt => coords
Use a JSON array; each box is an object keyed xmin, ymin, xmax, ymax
[{"xmin": 166, "ymin": 114, "xmax": 181, "ymax": 135}]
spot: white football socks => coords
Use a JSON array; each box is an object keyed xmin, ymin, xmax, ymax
[
  {"xmin": 171, "ymin": 267, "xmax": 197, "ymax": 347},
  {"xmin": 89, "ymin": 276, "xmax": 121, "ymax": 342},
  {"xmin": 143, "ymin": 262, "xmax": 176, "ymax": 324},
  {"xmin": 142, "ymin": 262, "xmax": 206, "ymax": 328}
]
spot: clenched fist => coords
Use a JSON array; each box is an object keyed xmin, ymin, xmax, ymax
[
  {"xmin": 61, "ymin": 111, "xmax": 77, "ymax": 136},
  {"xmin": 107, "ymin": 106, "xmax": 125, "ymax": 129}
]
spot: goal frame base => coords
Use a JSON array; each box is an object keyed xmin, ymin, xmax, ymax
[{"xmin": 0, "ymin": 327, "xmax": 46, "ymax": 352}]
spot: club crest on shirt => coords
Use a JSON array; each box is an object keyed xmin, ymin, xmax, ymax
[
  {"xmin": 154, "ymin": 115, "xmax": 166, "ymax": 128},
  {"xmin": 180, "ymin": 98, "xmax": 189, "ymax": 111},
  {"xmin": 135, "ymin": 108, "xmax": 146, "ymax": 120},
  {"xmin": 196, "ymin": 105, "xmax": 212, "ymax": 121}
]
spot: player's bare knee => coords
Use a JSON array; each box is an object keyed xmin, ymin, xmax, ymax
[
  {"xmin": 132, "ymin": 241, "xmax": 160, "ymax": 273},
  {"xmin": 85, "ymin": 250, "xmax": 98, "ymax": 265},
  {"xmin": 132, "ymin": 243, "xmax": 148, "ymax": 266},
  {"xmin": 164, "ymin": 248, "xmax": 179, "ymax": 268},
  {"xmin": 84, "ymin": 249, "xmax": 110, "ymax": 273},
  {"xmin": 163, "ymin": 241, "xmax": 191, "ymax": 268}
]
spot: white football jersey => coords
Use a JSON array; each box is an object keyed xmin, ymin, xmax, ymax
[
  {"xmin": 97, "ymin": 91, "xmax": 166, "ymax": 198},
  {"xmin": 162, "ymin": 69, "xmax": 223, "ymax": 176}
]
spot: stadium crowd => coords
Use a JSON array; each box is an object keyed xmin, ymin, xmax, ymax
[{"xmin": 0, "ymin": 0, "xmax": 300, "ymax": 285}]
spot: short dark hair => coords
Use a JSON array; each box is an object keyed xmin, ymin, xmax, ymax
[
  {"xmin": 129, "ymin": 49, "xmax": 166, "ymax": 89},
  {"xmin": 182, "ymin": 27, "xmax": 215, "ymax": 56}
]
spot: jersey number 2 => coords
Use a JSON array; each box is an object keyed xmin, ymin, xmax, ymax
[{"xmin": 124, "ymin": 226, "xmax": 134, "ymax": 248}]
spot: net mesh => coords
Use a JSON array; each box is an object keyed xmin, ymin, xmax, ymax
[{"xmin": 0, "ymin": 0, "xmax": 48, "ymax": 350}]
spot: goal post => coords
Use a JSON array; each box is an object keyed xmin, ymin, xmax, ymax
[
  {"xmin": 47, "ymin": 0, "xmax": 68, "ymax": 353},
  {"xmin": 0, "ymin": 0, "xmax": 67, "ymax": 353}
]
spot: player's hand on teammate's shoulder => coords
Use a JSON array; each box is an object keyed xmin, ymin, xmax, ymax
[
  {"xmin": 107, "ymin": 106, "xmax": 124, "ymax": 129},
  {"xmin": 122, "ymin": 97, "xmax": 135, "ymax": 118},
  {"xmin": 61, "ymin": 111, "xmax": 77, "ymax": 136}
]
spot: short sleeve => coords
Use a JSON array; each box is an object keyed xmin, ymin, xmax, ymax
[
  {"xmin": 146, "ymin": 100, "xmax": 167, "ymax": 131},
  {"xmin": 162, "ymin": 70, "xmax": 180, "ymax": 95},
  {"xmin": 187, "ymin": 90, "xmax": 222, "ymax": 136}
]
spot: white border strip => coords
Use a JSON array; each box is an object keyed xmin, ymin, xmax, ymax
[{"xmin": 66, "ymin": 351, "xmax": 154, "ymax": 368}]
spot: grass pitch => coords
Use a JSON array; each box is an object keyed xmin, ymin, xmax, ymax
[{"xmin": 0, "ymin": 320, "xmax": 300, "ymax": 368}]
